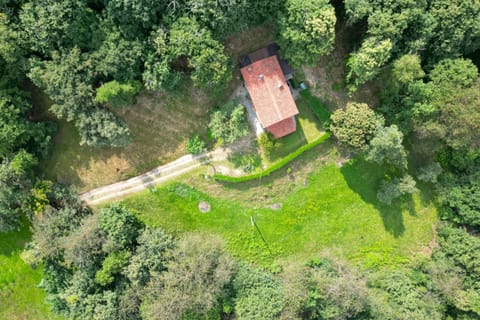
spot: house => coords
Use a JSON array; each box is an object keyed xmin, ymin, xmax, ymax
[{"xmin": 240, "ymin": 44, "xmax": 299, "ymax": 138}]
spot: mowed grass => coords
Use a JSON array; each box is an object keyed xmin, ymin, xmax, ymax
[
  {"xmin": 120, "ymin": 156, "xmax": 438, "ymax": 269},
  {"xmin": 265, "ymin": 91, "xmax": 330, "ymax": 163},
  {"xmin": 0, "ymin": 221, "xmax": 63, "ymax": 320}
]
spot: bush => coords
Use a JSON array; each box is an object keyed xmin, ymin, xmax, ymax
[
  {"xmin": 257, "ymin": 132, "xmax": 276, "ymax": 157},
  {"xmin": 185, "ymin": 134, "xmax": 206, "ymax": 154},
  {"xmin": 95, "ymin": 80, "xmax": 142, "ymax": 107}
]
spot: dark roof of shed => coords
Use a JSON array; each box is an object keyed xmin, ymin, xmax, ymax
[{"xmin": 239, "ymin": 43, "xmax": 293, "ymax": 76}]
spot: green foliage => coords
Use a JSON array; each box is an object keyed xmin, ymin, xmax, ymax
[
  {"xmin": 429, "ymin": 58, "xmax": 478, "ymax": 88},
  {"xmin": 278, "ymin": 0, "xmax": 336, "ymax": 67},
  {"xmin": 95, "ymin": 250, "xmax": 131, "ymax": 286},
  {"xmin": 331, "ymin": 102, "xmax": 384, "ymax": 150},
  {"xmin": 428, "ymin": 59, "xmax": 480, "ymax": 151},
  {"xmin": 185, "ymin": 134, "xmax": 206, "ymax": 154},
  {"xmin": 368, "ymin": 269, "xmax": 444, "ymax": 319},
  {"xmin": 439, "ymin": 168, "xmax": 480, "ymax": 229},
  {"xmin": 209, "ymin": 101, "xmax": 249, "ymax": 144},
  {"xmin": 142, "ymin": 234, "xmax": 235, "ymax": 320},
  {"xmin": 367, "ymin": 125, "xmax": 408, "ymax": 169},
  {"xmin": 257, "ymin": 132, "xmax": 276, "ymax": 157},
  {"xmin": 0, "ymin": 151, "xmax": 37, "ymax": 232},
  {"xmin": 29, "ymin": 48, "xmax": 131, "ymax": 147},
  {"xmin": 233, "ymin": 265, "xmax": 285, "ymax": 320},
  {"xmin": 95, "ymin": 80, "xmax": 141, "ymax": 108},
  {"xmin": 99, "ymin": 204, "xmax": 144, "ymax": 251},
  {"xmin": 214, "ymin": 132, "xmax": 330, "ymax": 182},
  {"xmin": 126, "ymin": 227, "xmax": 174, "ymax": 287},
  {"xmin": 377, "ymin": 175, "xmax": 418, "ymax": 205},
  {"xmin": 430, "ymin": 224, "xmax": 480, "ymax": 317},
  {"xmin": 228, "ymin": 153, "xmax": 262, "ymax": 173},
  {"xmin": 19, "ymin": 0, "xmax": 101, "ymax": 55},
  {"xmin": 347, "ymin": 37, "xmax": 393, "ymax": 91},
  {"xmin": 302, "ymin": 257, "xmax": 371, "ymax": 319},
  {"xmin": 392, "ymin": 54, "xmax": 425, "ymax": 86},
  {"xmin": 417, "ymin": 162, "xmax": 442, "ymax": 183}
]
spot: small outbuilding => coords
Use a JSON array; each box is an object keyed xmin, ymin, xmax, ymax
[{"xmin": 240, "ymin": 44, "xmax": 299, "ymax": 138}]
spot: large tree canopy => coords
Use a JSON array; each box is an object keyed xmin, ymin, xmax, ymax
[{"xmin": 278, "ymin": 0, "xmax": 336, "ymax": 67}]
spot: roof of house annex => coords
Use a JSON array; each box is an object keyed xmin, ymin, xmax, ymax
[{"xmin": 240, "ymin": 55, "xmax": 299, "ymax": 128}]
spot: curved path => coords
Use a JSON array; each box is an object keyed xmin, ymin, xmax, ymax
[{"xmin": 80, "ymin": 148, "xmax": 229, "ymax": 205}]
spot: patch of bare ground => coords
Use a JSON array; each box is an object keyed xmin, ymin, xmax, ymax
[
  {"xmin": 302, "ymin": 21, "xmax": 381, "ymax": 111},
  {"xmin": 420, "ymin": 225, "xmax": 438, "ymax": 257}
]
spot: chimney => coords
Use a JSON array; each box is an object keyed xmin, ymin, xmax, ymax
[
  {"xmin": 258, "ymin": 74, "xmax": 264, "ymax": 81},
  {"xmin": 278, "ymin": 82, "xmax": 283, "ymax": 89}
]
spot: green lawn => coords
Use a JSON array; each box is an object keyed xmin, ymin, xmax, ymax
[
  {"xmin": 0, "ymin": 221, "xmax": 63, "ymax": 320},
  {"xmin": 120, "ymin": 155, "xmax": 438, "ymax": 269},
  {"xmin": 265, "ymin": 90, "xmax": 330, "ymax": 163}
]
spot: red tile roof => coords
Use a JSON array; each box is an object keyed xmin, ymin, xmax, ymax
[
  {"xmin": 240, "ymin": 55, "xmax": 299, "ymax": 134},
  {"xmin": 266, "ymin": 117, "xmax": 296, "ymax": 138}
]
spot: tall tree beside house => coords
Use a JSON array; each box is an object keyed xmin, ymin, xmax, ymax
[{"xmin": 278, "ymin": 0, "xmax": 336, "ymax": 67}]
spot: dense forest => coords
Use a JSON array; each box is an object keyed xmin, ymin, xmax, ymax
[{"xmin": 1, "ymin": 0, "xmax": 480, "ymax": 319}]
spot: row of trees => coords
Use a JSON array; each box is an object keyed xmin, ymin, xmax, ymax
[
  {"xmin": 25, "ymin": 186, "xmax": 480, "ymax": 320},
  {"xmin": 330, "ymin": 3, "xmax": 480, "ymax": 314},
  {"xmin": 345, "ymin": 0, "xmax": 480, "ymax": 92},
  {"xmin": 0, "ymin": 0, "xmax": 338, "ymax": 148}
]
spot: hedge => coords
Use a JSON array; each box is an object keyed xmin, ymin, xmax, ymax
[{"xmin": 213, "ymin": 132, "xmax": 331, "ymax": 183}]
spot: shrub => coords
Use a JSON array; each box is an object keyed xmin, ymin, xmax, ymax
[
  {"xmin": 257, "ymin": 132, "xmax": 276, "ymax": 157},
  {"xmin": 185, "ymin": 134, "xmax": 206, "ymax": 154},
  {"xmin": 95, "ymin": 80, "xmax": 142, "ymax": 107}
]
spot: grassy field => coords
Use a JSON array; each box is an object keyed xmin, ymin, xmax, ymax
[
  {"xmin": 120, "ymin": 149, "xmax": 438, "ymax": 269},
  {"xmin": 0, "ymin": 221, "xmax": 63, "ymax": 320}
]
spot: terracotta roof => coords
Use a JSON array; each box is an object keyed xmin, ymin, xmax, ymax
[
  {"xmin": 240, "ymin": 55, "xmax": 299, "ymax": 130},
  {"xmin": 266, "ymin": 117, "xmax": 296, "ymax": 138}
]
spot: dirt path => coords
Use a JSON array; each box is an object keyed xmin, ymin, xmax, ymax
[{"xmin": 80, "ymin": 148, "xmax": 230, "ymax": 205}]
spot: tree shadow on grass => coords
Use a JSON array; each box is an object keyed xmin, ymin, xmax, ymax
[
  {"xmin": 0, "ymin": 217, "xmax": 32, "ymax": 256},
  {"xmin": 340, "ymin": 158, "xmax": 407, "ymax": 238}
]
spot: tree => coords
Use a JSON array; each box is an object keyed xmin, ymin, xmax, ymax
[
  {"xmin": 98, "ymin": 204, "xmax": 144, "ymax": 252},
  {"xmin": 368, "ymin": 269, "xmax": 444, "ymax": 319},
  {"xmin": 427, "ymin": 0, "xmax": 480, "ymax": 62},
  {"xmin": 233, "ymin": 264, "xmax": 285, "ymax": 320},
  {"xmin": 278, "ymin": 0, "xmax": 336, "ymax": 67},
  {"xmin": 167, "ymin": 17, "xmax": 232, "ymax": 90},
  {"xmin": 417, "ymin": 162, "xmax": 442, "ymax": 183},
  {"xmin": 377, "ymin": 174, "xmax": 418, "ymax": 205},
  {"xmin": 142, "ymin": 234, "xmax": 235, "ymax": 320},
  {"xmin": 19, "ymin": 0, "xmax": 101, "ymax": 55},
  {"xmin": 429, "ymin": 58, "xmax": 478, "ymax": 88},
  {"xmin": 209, "ymin": 101, "xmax": 249, "ymax": 144},
  {"xmin": 0, "ymin": 151, "xmax": 37, "ymax": 231},
  {"xmin": 392, "ymin": 54, "xmax": 425, "ymax": 87},
  {"xmin": 366, "ymin": 125, "xmax": 408, "ymax": 169},
  {"xmin": 347, "ymin": 37, "xmax": 393, "ymax": 91},
  {"xmin": 429, "ymin": 59, "xmax": 480, "ymax": 151},
  {"xmin": 330, "ymin": 102, "xmax": 384, "ymax": 150}
]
